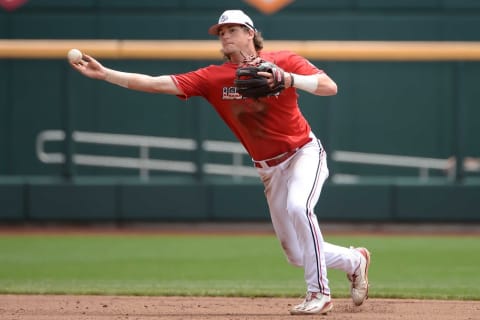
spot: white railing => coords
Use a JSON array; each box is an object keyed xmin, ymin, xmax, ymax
[
  {"xmin": 36, "ymin": 130, "xmax": 257, "ymax": 180},
  {"xmin": 331, "ymin": 150, "xmax": 453, "ymax": 182},
  {"xmin": 37, "ymin": 130, "xmax": 473, "ymax": 181},
  {"xmin": 202, "ymin": 140, "xmax": 257, "ymax": 178}
]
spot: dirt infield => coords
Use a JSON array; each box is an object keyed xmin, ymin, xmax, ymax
[{"xmin": 0, "ymin": 295, "xmax": 479, "ymax": 320}]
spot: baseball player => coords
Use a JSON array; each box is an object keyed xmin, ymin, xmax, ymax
[{"xmin": 70, "ymin": 9, "xmax": 370, "ymax": 315}]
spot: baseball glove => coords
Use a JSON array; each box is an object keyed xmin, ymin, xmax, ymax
[{"xmin": 234, "ymin": 61, "xmax": 286, "ymax": 99}]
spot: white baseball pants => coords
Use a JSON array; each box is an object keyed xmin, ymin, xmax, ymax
[{"xmin": 257, "ymin": 133, "xmax": 363, "ymax": 295}]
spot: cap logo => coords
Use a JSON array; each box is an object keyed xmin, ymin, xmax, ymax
[{"xmin": 219, "ymin": 14, "xmax": 228, "ymax": 23}]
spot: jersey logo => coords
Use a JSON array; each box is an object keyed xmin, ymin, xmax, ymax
[{"xmin": 222, "ymin": 86, "xmax": 243, "ymax": 100}]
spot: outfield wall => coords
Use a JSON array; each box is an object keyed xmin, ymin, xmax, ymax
[
  {"xmin": 2, "ymin": 1, "xmax": 480, "ymax": 177},
  {"xmin": 1, "ymin": 178, "xmax": 479, "ymax": 222},
  {"xmin": 1, "ymin": 1, "xmax": 480, "ymax": 222}
]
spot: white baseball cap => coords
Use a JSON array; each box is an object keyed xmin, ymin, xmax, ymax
[{"xmin": 208, "ymin": 10, "xmax": 256, "ymax": 35}]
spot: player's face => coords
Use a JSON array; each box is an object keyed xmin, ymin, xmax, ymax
[{"xmin": 218, "ymin": 25, "xmax": 253, "ymax": 56}]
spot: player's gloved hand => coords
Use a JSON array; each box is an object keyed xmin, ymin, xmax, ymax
[{"xmin": 234, "ymin": 61, "xmax": 286, "ymax": 99}]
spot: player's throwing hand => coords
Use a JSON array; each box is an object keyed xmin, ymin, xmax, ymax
[{"xmin": 69, "ymin": 53, "xmax": 107, "ymax": 80}]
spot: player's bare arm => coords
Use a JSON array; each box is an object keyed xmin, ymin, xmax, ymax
[
  {"xmin": 257, "ymin": 71, "xmax": 337, "ymax": 96},
  {"xmin": 70, "ymin": 54, "xmax": 182, "ymax": 95}
]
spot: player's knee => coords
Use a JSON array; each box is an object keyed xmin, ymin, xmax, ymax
[
  {"xmin": 287, "ymin": 202, "xmax": 308, "ymax": 219},
  {"xmin": 280, "ymin": 240, "xmax": 303, "ymax": 267},
  {"xmin": 287, "ymin": 256, "xmax": 303, "ymax": 267}
]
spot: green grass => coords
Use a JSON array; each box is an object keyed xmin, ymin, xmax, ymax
[{"xmin": 0, "ymin": 234, "xmax": 478, "ymax": 300}]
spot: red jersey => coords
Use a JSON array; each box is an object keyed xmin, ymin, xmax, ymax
[{"xmin": 171, "ymin": 50, "xmax": 324, "ymax": 161}]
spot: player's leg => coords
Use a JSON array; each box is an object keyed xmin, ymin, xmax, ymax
[
  {"xmin": 258, "ymin": 151, "xmax": 333, "ymax": 315},
  {"xmin": 288, "ymin": 142, "xmax": 370, "ymax": 307},
  {"xmin": 298, "ymin": 227, "xmax": 371, "ymax": 305},
  {"xmin": 323, "ymin": 242, "xmax": 361, "ymax": 272},
  {"xmin": 286, "ymin": 138, "xmax": 330, "ymax": 296},
  {"xmin": 323, "ymin": 243, "xmax": 371, "ymax": 306},
  {"xmin": 285, "ymin": 138, "xmax": 334, "ymax": 315},
  {"xmin": 257, "ymin": 166, "xmax": 304, "ymax": 267}
]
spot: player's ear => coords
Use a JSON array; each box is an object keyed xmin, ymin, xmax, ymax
[
  {"xmin": 248, "ymin": 29, "xmax": 255, "ymax": 40},
  {"xmin": 243, "ymin": 26, "xmax": 255, "ymax": 39}
]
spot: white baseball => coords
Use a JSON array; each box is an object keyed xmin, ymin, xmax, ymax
[{"xmin": 67, "ymin": 48, "xmax": 83, "ymax": 63}]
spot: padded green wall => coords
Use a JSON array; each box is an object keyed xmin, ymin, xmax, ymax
[
  {"xmin": 2, "ymin": 1, "xmax": 480, "ymax": 177},
  {"xmin": 1, "ymin": 1, "xmax": 480, "ymax": 222},
  {"xmin": 2, "ymin": 179, "xmax": 479, "ymax": 222}
]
